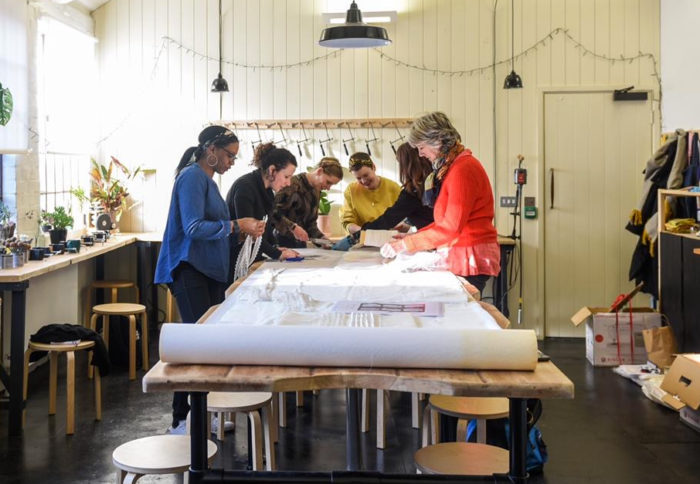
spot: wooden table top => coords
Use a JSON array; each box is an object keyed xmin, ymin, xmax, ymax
[
  {"xmin": 143, "ymin": 360, "xmax": 574, "ymax": 400},
  {"xmin": 0, "ymin": 232, "xmax": 159, "ymax": 283}
]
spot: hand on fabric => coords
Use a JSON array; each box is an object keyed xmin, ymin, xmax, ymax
[
  {"xmin": 292, "ymin": 225, "xmax": 309, "ymax": 242},
  {"xmin": 347, "ymin": 223, "xmax": 362, "ymax": 235},
  {"xmin": 238, "ymin": 218, "xmax": 265, "ymax": 237},
  {"xmin": 331, "ymin": 235, "xmax": 356, "ymax": 252},
  {"xmin": 393, "ymin": 222, "xmax": 412, "ymax": 233},
  {"xmin": 380, "ymin": 239, "xmax": 407, "ymax": 259},
  {"xmin": 278, "ymin": 248, "xmax": 300, "ymax": 260}
]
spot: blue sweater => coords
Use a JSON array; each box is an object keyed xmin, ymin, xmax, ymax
[{"xmin": 155, "ymin": 163, "xmax": 232, "ymax": 284}]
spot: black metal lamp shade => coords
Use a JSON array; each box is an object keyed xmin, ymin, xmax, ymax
[
  {"xmin": 211, "ymin": 73, "xmax": 229, "ymax": 92},
  {"xmin": 319, "ymin": 1, "xmax": 392, "ymax": 48},
  {"xmin": 504, "ymin": 70, "xmax": 523, "ymax": 89}
]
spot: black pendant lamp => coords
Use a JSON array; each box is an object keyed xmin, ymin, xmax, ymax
[
  {"xmin": 503, "ymin": 0, "xmax": 523, "ymax": 89},
  {"xmin": 319, "ymin": 1, "xmax": 391, "ymax": 49},
  {"xmin": 211, "ymin": 0, "xmax": 229, "ymax": 92}
]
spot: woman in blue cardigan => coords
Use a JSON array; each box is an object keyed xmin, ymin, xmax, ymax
[{"xmin": 155, "ymin": 125, "xmax": 263, "ymax": 434}]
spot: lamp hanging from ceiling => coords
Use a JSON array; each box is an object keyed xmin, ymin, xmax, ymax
[
  {"xmin": 503, "ymin": 0, "xmax": 523, "ymax": 89},
  {"xmin": 319, "ymin": 1, "xmax": 392, "ymax": 49},
  {"xmin": 211, "ymin": 0, "xmax": 229, "ymax": 92}
]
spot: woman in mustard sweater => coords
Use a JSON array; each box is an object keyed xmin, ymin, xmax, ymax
[{"xmin": 340, "ymin": 152, "xmax": 401, "ymax": 235}]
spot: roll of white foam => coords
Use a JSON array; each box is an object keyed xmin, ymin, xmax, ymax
[{"xmin": 159, "ymin": 323, "xmax": 538, "ymax": 370}]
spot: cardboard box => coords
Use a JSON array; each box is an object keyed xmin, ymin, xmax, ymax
[
  {"xmin": 661, "ymin": 354, "xmax": 700, "ymax": 411},
  {"xmin": 571, "ymin": 307, "xmax": 662, "ymax": 366}
]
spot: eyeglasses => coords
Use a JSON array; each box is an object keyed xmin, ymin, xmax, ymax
[
  {"xmin": 220, "ymin": 147, "xmax": 238, "ymax": 161},
  {"xmin": 349, "ymin": 156, "xmax": 373, "ymax": 170}
]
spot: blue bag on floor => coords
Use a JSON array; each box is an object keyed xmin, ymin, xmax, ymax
[{"xmin": 466, "ymin": 398, "xmax": 548, "ymax": 474}]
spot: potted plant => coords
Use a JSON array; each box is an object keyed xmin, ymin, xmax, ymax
[
  {"xmin": 317, "ymin": 190, "xmax": 332, "ymax": 236},
  {"xmin": 40, "ymin": 206, "xmax": 74, "ymax": 244},
  {"xmin": 71, "ymin": 156, "xmax": 141, "ymax": 229},
  {"xmin": 0, "ymin": 201, "xmax": 15, "ymax": 240}
]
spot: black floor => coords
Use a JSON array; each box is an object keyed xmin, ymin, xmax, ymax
[{"xmin": 1, "ymin": 337, "xmax": 700, "ymax": 483}]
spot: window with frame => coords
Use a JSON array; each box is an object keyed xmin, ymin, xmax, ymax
[{"xmin": 36, "ymin": 16, "xmax": 96, "ymax": 217}]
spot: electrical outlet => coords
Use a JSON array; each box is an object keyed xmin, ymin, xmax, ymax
[{"xmin": 500, "ymin": 196, "xmax": 517, "ymax": 207}]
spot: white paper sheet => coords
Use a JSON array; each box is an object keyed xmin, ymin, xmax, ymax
[{"xmin": 159, "ymin": 248, "xmax": 539, "ymax": 370}]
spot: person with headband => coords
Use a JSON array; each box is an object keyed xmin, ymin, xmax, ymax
[
  {"xmin": 226, "ymin": 142, "xmax": 300, "ymax": 269},
  {"xmin": 271, "ymin": 157, "xmax": 343, "ymax": 248},
  {"xmin": 380, "ymin": 112, "xmax": 500, "ymax": 293},
  {"xmin": 155, "ymin": 125, "xmax": 264, "ymax": 435},
  {"xmin": 339, "ymin": 152, "xmax": 401, "ymax": 236}
]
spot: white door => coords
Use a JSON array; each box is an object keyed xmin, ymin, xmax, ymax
[{"xmin": 544, "ymin": 91, "xmax": 652, "ymax": 337}]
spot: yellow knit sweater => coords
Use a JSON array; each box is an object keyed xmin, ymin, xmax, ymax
[{"xmin": 340, "ymin": 177, "xmax": 401, "ymax": 232}]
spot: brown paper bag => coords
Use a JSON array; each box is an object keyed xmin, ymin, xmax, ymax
[{"xmin": 642, "ymin": 326, "xmax": 677, "ymax": 369}]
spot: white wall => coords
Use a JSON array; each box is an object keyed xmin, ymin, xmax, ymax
[{"xmin": 660, "ymin": 0, "xmax": 700, "ymax": 132}]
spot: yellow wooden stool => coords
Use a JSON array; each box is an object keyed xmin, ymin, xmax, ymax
[
  {"xmin": 90, "ymin": 303, "xmax": 148, "ymax": 380},
  {"xmin": 23, "ymin": 340, "xmax": 101, "ymax": 435},
  {"xmin": 84, "ymin": 280, "xmax": 139, "ymax": 327},
  {"xmin": 422, "ymin": 395, "xmax": 509, "ymax": 446},
  {"xmin": 112, "ymin": 435, "xmax": 217, "ymax": 483},
  {"xmin": 414, "ymin": 442, "xmax": 509, "ymax": 475},
  {"xmin": 207, "ymin": 392, "xmax": 275, "ymax": 471}
]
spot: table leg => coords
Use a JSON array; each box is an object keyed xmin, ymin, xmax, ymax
[
  {"xmin": 509, "ymin": 397, "xmax": 528, "ymax": 483},
  {"xmin": 345, "ymin": 388, "xmax": 361, "ymax": 471},
  {"xmin": 189, "ymin": 392, "xmax": 208, "ymax": 484},
  {"xmin": 7, "ymin": 284, "xmax": 28, "ymax": 436}
]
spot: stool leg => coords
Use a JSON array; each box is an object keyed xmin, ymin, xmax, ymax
[
  {"xmin": 116, "ymin": 468, "xmax": 127, "ymax": 483},
  {"xmin": 23, "ymin": 348, "xmax": 33, "ymax": 428},
  {"xmin": 84, "ymin": 287, "xmax": 91, "ymax": 328},
  {"xmin": 456, "ymin": 419, "xmax": 467, "ymax": 442},
  {"xmin": 361, "ymin": 389, "xmax": 369, "ymax": 433},
  {"xmin": 66, "ymin": 350, "xmax": 75, "ymax": 435},
  {"xmin": 140, "ymin": 312, "xmax": 149, "ymax": 371},
  {"xmin": 430, "ymin": 408, "xmax": 439, "ymax": 445},
  {"xmin": 88, "ymin": 314, "xmax": 99, "ymax": 379},
  {"xmin": 123, "ymin": 472, "xmax": 142, "ymax": 484},
  {"xmin": 166, "ymin": 288, "xmax": 173, "ymax": 323},
  {"xmin": 217, "ymin": 411, "xmax": 225, "ymax": 441},
  {"xmin": 278, "ymin": 393, "xmax": 286, "ymax": 428},
  {"xmin": 411, "ymin": 392, "xmax": 422, "ymax": 429},
  {"xmin": 94, "ymin": 354, "xmax": 102, "ymax": 421},
  {"xmin": 128, "ymin": 315, "xmax": 136, "ymax": 380},
  {"xmin": 270, "ymin": 393, "xmax": 279, "ymax": 443},
  {"xmin": 111, "ymin": 287, "xmax": 118, "ymax": 303},
  {"xmin": 295, "ymin": 391, "xmax": 304, "ymax": 407},
  {"xmin": 376, "ymin": 389, "xmax": 386, "ymax": 449},
  {"xmin": 134, "ymin": 285, "xmax": 140, "ymax": 307},
  {"xmin": 103, "ymin": 315, "xmax": 110, "ymax": 348},
  {"xmin": 248, "ymin": 410, "xmax": 263, "ymax": 470},
  {"xmin": 476, "ymin": 418, "xmax": 486, "ymax": 444},
  {"xmin": 49, "ymin": 352, "xmax": 58, "ymax": 416},
  {"xmin": 421, "ymin": 405, "xmax": 430, "ymax": 447},
  {"xmin": 262, "ymin": 402, "xmax": 275, "ymax": 470}
]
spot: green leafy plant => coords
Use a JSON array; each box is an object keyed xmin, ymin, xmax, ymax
[
  {"xmin": 0, "ymin": 82, "xmax": 13, "ymax": 126},
  {"xmin": 0, "ymin": 201, "xmax": 11, "ymax": 225},
  {"xmin": 318, "ymin": 191, "xmax": 331, "ymax": 215},
  {"xmin": 71, "ymin": 156, "xmax": 142, "ymax": 222},
  {"xmin": 40, "ymin": 206, "xmax": 74, "ymax": 230}
]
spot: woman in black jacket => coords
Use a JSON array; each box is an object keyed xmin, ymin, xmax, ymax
[
  {"xmin": 362, "ymin": 142, "xmax": 434, "ymax": 231},
  {"xmin": 226, "ymin": 143, "xmax": 300, "ymax": 275}
]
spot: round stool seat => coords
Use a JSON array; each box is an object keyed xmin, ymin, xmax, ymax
[
  {"xmin": 92, "ymin": 303, "xmax": 146, "ymax": 316},
  {"xmin": 428, "ymin": 396, "xmax": 509, "ymax": 419},
  {"xmin": 208, "ymin": 392, "xmax": 272, "ymax": 412},
  {"xmin": 90, "ymin": 280, "xmax": 136, "ymax": 289},
  {"xmin": 113, "ymin": 435, "xmax": 217, "ymax": 476},
  {"xmin": 28, "ymin": 340, "xmax": 95, "ymax": 353},
  {"xmin": 415, "ymin": 442, "xmax": 509, "ymax": 475}
]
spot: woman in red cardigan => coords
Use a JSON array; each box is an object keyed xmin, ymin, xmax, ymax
[{"xmin": 380, "ymin": 112, "xmax": 500, "ymax": 292}]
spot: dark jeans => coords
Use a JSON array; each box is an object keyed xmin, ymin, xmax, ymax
[
  {"xmin": 276, "ymin": 232, "xmax": 306, "ymax": 249},
  {"xmin": 169, "ymin": 262, "xmax": 226, "ymax": 426},
  {"xmin": 465, "ymin": 274, "xmax": 490, "ymax": 294}
]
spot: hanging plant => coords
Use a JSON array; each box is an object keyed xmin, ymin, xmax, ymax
[{"xmin": 0, "ymin": 82, "xmax": 13, "ymax": 127}]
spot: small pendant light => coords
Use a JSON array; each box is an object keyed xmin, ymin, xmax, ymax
[
  {"xmin": 319, "ymin": 1, "xmax": 392, "ymax": 49},
  {"xmin": 211, "ymin": 0, "xmax": 229, "ymax": 92},
  {"xmin": 503, "ymin": 0, "xmax": 523, "ymax": 89}
]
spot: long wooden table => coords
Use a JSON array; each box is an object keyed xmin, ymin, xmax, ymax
[
  {"xmin": 143, "ymin": 252, "xmax": 573, "ymax": 483},
  {"xmin": 0, "ymin": 232, "xmax": 158, "ymax": 436},
  {"xmin": 143, "ymin": 360, "xmax": 572, "ymax": 482}
]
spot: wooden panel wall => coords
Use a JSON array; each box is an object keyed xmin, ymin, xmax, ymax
[{"xmin": 93, "ymin": 0, "xmax": 660, "ymax": 335}]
